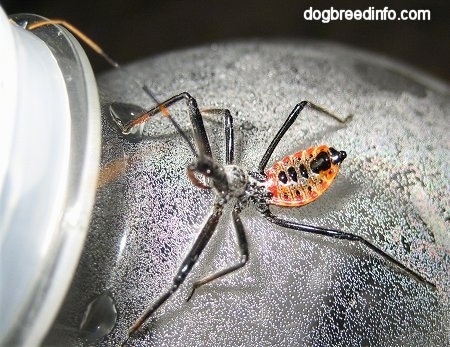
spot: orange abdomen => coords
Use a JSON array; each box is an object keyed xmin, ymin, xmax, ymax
[{"xmin": 264, "ymin": 145, "xmax": 344, "ymax": 207}]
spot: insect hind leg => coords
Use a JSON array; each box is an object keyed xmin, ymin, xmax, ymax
[{"xmin": 260, "ymin": 206, "xmax": 435, "ymax": 289}]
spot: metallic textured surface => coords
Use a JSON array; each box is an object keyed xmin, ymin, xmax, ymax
[{"xmin": 45, "ymin": 41, "xmax": 449, "ymax": 346}]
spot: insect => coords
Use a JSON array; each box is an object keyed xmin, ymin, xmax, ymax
[
  {"xmin": 111, "ymin": 95, "xmax": 436, "ymax": 346},
  {"xmin": 23, "ymin": 18, "xmax": 436, "ymax": 346}
]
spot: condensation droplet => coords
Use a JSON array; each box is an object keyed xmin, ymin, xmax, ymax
[
  {"xmin": 79, "ymin": 292, "xmax": 117, "ymax": 342},
  {"xmin": 109, "ymin": 102, "xmax": 146, "ymax": 142}
]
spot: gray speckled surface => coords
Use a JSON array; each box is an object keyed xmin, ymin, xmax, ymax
[{"xmin": 45, "ymin": 41, "xmax": 449, "ymax": 346}]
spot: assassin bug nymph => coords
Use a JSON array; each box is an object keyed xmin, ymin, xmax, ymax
[
  {"xmin": 22, "ymin": 18, "xmax": 435, "ymax": 346},
  {"xmin": 112, "ymin": 94, "xmax": 436, "ymax": 345}
]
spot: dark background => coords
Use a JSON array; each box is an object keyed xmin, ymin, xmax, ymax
[{"xmin": 2, "ymin": 0, "xmax": 449, "ymax": 82}]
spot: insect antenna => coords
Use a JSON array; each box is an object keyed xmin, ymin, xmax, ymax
[
  {"xmin": 141, "ymin": 85, "xmax": 199, "ymax": 157},
  {"xmin": 27, "ymin": 19, "xmax": 120, "ymax": 68},
  {"xmin": 27, "ymin": 19, "xmax": 199, "ymax": 157}
]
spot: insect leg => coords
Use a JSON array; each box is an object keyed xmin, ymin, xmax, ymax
[
  {"xmin": 116, "ymin": 92, "xmax": 212, "ymax": 158},
  {"xmin": 224, "ymin": 111, "xmax": 234, "ymax": 165},
  {"xmin": 259, "ymin": 206, "xmax": 436, "ymax": 289},
  {"xmin": 201, "ymin": 108, "xmax": 234, "ymax": 165},
  {"xmin": 121, "ymin": 203, "xmax": 224, "ymax": 346},
  {"xmin": 258, "ymin": 101, "xmax": 349, "ymax": 173},
  {"xmin": 186, "ymin": 203, "xmax": 249, "ymax": 301}
]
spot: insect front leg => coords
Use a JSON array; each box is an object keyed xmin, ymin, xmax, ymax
[
  {"xmin": 258, "ymin": 101, "xmax": 350, "ymax": 172},
  {"xmin": 259, "ymin": 205, "xmax": 435, "ymax": 289},
  {"xmin": 186, "ymin": 203, "xmax": 249, "ymax": 301},
  {"xmin": 121, "ymin": 203, "xmax": 224, "ymax": 346},
  {"xmin": 111, "ymin": 92, "xmax": 212, "ymax": 158}
]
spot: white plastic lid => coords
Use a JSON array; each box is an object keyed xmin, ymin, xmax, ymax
[{"xmin": 0, "ymin": 8, "xmax": 101, "ymax": 346}]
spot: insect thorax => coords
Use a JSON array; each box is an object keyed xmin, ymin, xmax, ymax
[{"xmin": 223, "ymin": 165, "xmax": 248, "ymax": 198}]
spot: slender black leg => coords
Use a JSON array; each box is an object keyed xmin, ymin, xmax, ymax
[
  {"xmin": 258, "ymin": 101, "xmax": 349, "ymax": 172},
  {"xmin": 224, "ymin": 111, "xmax": 234, "ymax": 165},
  {"xmin": 121, "ymin": 203, "xmax": 224, "ymax": 346},
  {"xmin": 225, "ymin": 112, "xmax": 234, "ymax": 165},
  {"xmin": 260, "ymin": 206, "xmax": 435, "ymax": 289},
  {"xmin": 186, "ymin": 203, "xmax": 249, "ymax": 301},
  {"xmin": 258, "ymin": 102, "xmax": 306, "ymax": 173},
  {"xmin": 115, "ymin": 92, "xmax": 212, "ymax": 159},
  {"xmin": 201, "ymin": 108, "xmax": 234, "ymax": 165}
]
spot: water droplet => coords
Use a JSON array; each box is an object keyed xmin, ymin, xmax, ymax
[
  {"xmin": 109, "ymin": 102, "xmax": 146, "ymax": 142},
  {"xmin": 79, "ymin": 292, "xmax": 117, "ymax": 342},
  {"xmin": 110, "ymin": 103, "xmax": 145, "ymax": 124}
]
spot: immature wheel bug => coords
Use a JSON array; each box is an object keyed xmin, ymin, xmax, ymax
[
  {"xmin": 111, "ymin": 94, "xmax": 436, "ymax": 345},
  {"xmin": 22, "ymin": 18, "xmax": 437, "ymax": 346}
]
